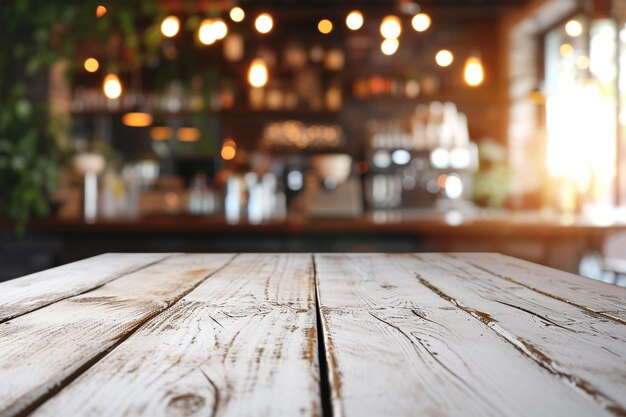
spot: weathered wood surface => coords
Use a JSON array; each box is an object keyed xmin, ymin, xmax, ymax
[
  {"xmin": 0, "ymin": 253, "xmax": 172, "ymax": 322},
  {"xmin": 451, "ymin": 253, "xmax": 626, "ymax": 322},
  {"xmin": 29, "ymin": 253, "xmax": 320, "ymax": 417},
  {"xmin": 315, "ymin": 253, "xmax": 620, "ymax": 417},
  {"xmin": 1, "ymin": 253, "xmax": 625, "ymax": 417},
  {"xmin": 410, "ymin": 253, "xmax": 626, "ymax": 415},
  {"xmin": 0, "ymin": 253, "xmax": 234, "ymax": 417}
]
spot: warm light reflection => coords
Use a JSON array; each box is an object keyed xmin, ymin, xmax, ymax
[
  {"xmin": 381, "ymin": 38, "xmax": 399, "ymax": 55},
  {"xmin": 230, "ymin": 7, "xmax": 245, "ymax": 22},
  {"xmin": 318, "ymin": 19, "xmax": 333, "ymax": 34},
  {"xmin": 435, "ymin": 49, "xmax": 454, "ymax": 67},
  {"xmin": 255, "ymin": 13, "xmax": 273, "ymax": 34},
  {"xmin": 565, "ymin": 19, "xmax": 583, "ymax": 37},
  {"xmin": 346, "ymin": 10, "xmax": 363, "ymax": 30},
  {"xmin": 103, "ymin": 74, "xmax": 122, "ymax": 99},
  {"xmin": 150, "ymin": 126, "xmax": 173, "ymax": 141},
  {"xmin": 463, "ymin": 57, "xmax": 484, "ymax": 86},
  {"xmin": 84, "ymin": 57, "xmax": 99, "ymax": 72},
  {"xmin": 122, "ymin": 112, "xmax": 153, "ymax": 127},
  {"xmin": 380, "ymin": 15, "xmax": 401, "ymax": 39},
  {"xmin": 96, "ymin": 5, "xmax": 107, "ymax": 18},
  {"xmin": 198, "ymin": 19, "xmax": 216, "ymax": 45},
  {"xmin": 177, "ymin": 127, "xmax": 200, "ymax": 142},
  {"xmin": 411, "ymin": 13, "xmax": 431, "ymax": 32},
  {"xmin": 248, "ymin": 59, "xmax": 268, "ymax": 87},
  {"xmin": 161, "ymin": 16, "xmax": 180, "ymax": 38}
]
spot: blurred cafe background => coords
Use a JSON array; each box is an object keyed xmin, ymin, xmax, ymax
[{"xmin": 2, "ymin": 0, "xmax": 626, "ymax": 285}]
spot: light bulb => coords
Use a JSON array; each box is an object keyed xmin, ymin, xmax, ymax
[
  {"xmin": 318, "ymin": 19, "xmax": 333, "ymax": 34},
  {"xmin": 464, "ymin": 57, "xmax": 484, "ymax": 87},
  {"xmin": 565, "ymin": 19, "xmax": 583, "ymax": 37},
  {"xmin": 230, "ymin": 7, "xmax": 245, "ymax": 22},
  {"xmin": 248, "ymin": 59, "xmax": 268, "ymax": 87},
  {"xmin": 103, "ymin": 74, "xmax": 122, "ymax": 99},
  {"xmin": 161, "ymin": 16, "xmax": 180, "ymax": 38},
  {"xmin": 435, "ymin": 49, "xmax": 454, "ymax": 67},
  {"xmin": 96, "ymin": 5, "xmax": 107, "ymax": 18},
  {"xmin": 198, "ymin": 20, "xmax": 216, "ymax": 45},
  {"xmin": 381, "ymin": 38, "xmax": 399, "ymax": 56},
  {"xmin": 346, "ymin": 10, "xmax": 363, "ymax": 30},
  {"xmin": 221, "ymin": 145, "xmax": 236, "ymax": 160},
  {"xmin": 212, "ymin": 19, "xmax": 228, "ymax": 40},
  {"xmin": 255, "ymin": 13, "xmax": 273, "ymax": 34},
  {"xmin": 412, "ymin": 13, "xmax": 431, "ymax": 32},
  {"xmin": 84, "ymin": 57, "xmax": 99, "ymax": 72},
  {"xmin": 380, "ymin": 15, "xmax": 401, "ymax": 39}
]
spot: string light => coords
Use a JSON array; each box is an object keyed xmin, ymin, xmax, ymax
[
  {"xmin": 161, "ymin": 16, "xmax": 180, "ymax": 38},
  {"xmin": 198, "ymin": 19, "xmax": 216, "ymax": 45},
  {"xmin": 318, "ymin": 19, "xmax": 333, "ymax": 34},
  {"xmin": 230, "ymin": 6, "xmax": 245, "ymax": 22},
  {"xmin": 255, "ymin": 13, "xmax": 273, "ymax": 34},
  {"xmin": 84, "ymin": 58, "xmax": 99, "ymax": 72},
  {"xmin": 565, "ymin": 19, "xmax": 583, "ymax": 37},
  {"xmin": 221, "ymin": 139, "xmax": 237, "ymax": 160},
  {"xmin": 96, "ymin": 5, "xmax": 107, "ymax": 18},
  {"xmin": 212, "ymin": 19, "xmax": 228, "ymax": 40},
  {"xmin": 435, "ymin": 49, "xmax": 454, "ymax": 67},
  {"xmin": 464, "ymin": 56, "xmax": 484, "ymax": 87},
  {"xmin": 412, "ymin": 13, "xmax": 431, "ymax": 32},
  {"xmin": 248, "ymin": 59, "xmax": 268, "ymax": 87},
  {"xmin": 346, "ymin": 10, "xmax": 363, "ymax": 30},
  {"xmin": 380, "ymin": 15, "xmax": 401, "ymax": 39},
  {"xmin": 381, "ymin": 38, "xmax": 399, "ymax": 55},
  {"xmin": 103, "ymin": 74, "xmax": 122, "ymax": 99}
]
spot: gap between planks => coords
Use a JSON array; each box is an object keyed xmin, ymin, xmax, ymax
[
  {"xmin": 0, "ymin": 254, "xmax": 177, "ymax": 325},
  {"xmin": 411, "ymin": 254, "xmax": 626, "ymax": 417},
  {"xmin": 12, "ymin": 254, "xmax": 240, "ymax": 417},
  {"xmin": 466, "ymin": 259, "xmax": 626, "ymax": 326},
  {"xmin": 312, "ymin": 254, "xmax": 334, "ymax": 417}
]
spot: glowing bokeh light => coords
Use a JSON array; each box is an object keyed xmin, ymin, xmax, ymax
[
  {"xmin": 161, "ymin": 16, "xmax": 180, "ymax": 38},
  {"xmin": 255, "ymin": 13, "xmax": 273, "ymax": 34},
  {"xmin": 346, "ymin": 11, "xmax": 363, "ymax": 30}
]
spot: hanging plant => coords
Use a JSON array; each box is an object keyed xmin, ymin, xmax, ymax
[{"xmin": 0, "ymin": 0, "xmax": 161, "ymax": 231}]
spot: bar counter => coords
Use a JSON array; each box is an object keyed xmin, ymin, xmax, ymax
[{"xmin": 2, "ymin": 209, "xmax": 626, "ymax": 280}]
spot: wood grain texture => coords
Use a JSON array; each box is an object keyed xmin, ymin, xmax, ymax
[
  {"xmin": 30, "ymin": 254, "xmax": 320, "ymax": 417},
  {"xmin": 0, "ymin": 253, "xmax": 234, "ymax": 417},
  {"xmin": 315, "ymin": 253, "xmax": 614, "ymax": 417},
  {"xmin": 0, "ymin": 253, "xmax": 172, "ymax": 322},
  {"xmin": 410, "ymin": 253, "xmax": 626, "ymax": 416},
  {"xmin": 451, "ymin": 253, "xmax": 626, "ymax": 322}
]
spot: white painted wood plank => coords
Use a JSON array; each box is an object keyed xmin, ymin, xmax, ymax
[
  {"xmin": 315, "ymin": 253, "xmax": 612, "ymax": 417},
  {"xmin": 0, "ymin": 253, "xmax": 172, "ymax": 322},
  {"xmin": 0, "ymin": 253, "xmax": 234, "ymax": 417},
  {"xmin": 410, "ymin": 253, "xmax": 626, "ymax": 415},
  {"xmin": 29, "ymin": 254, "xmax": 320, "ymax": 417},
  {"xmin": 452, "ymin": 253, "xmax": 626, "ymax": 322}
]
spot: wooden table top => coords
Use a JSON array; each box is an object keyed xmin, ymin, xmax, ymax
[{"xmin": 1, "ymin": 253, "xmax": 625, "ymax": 417}]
